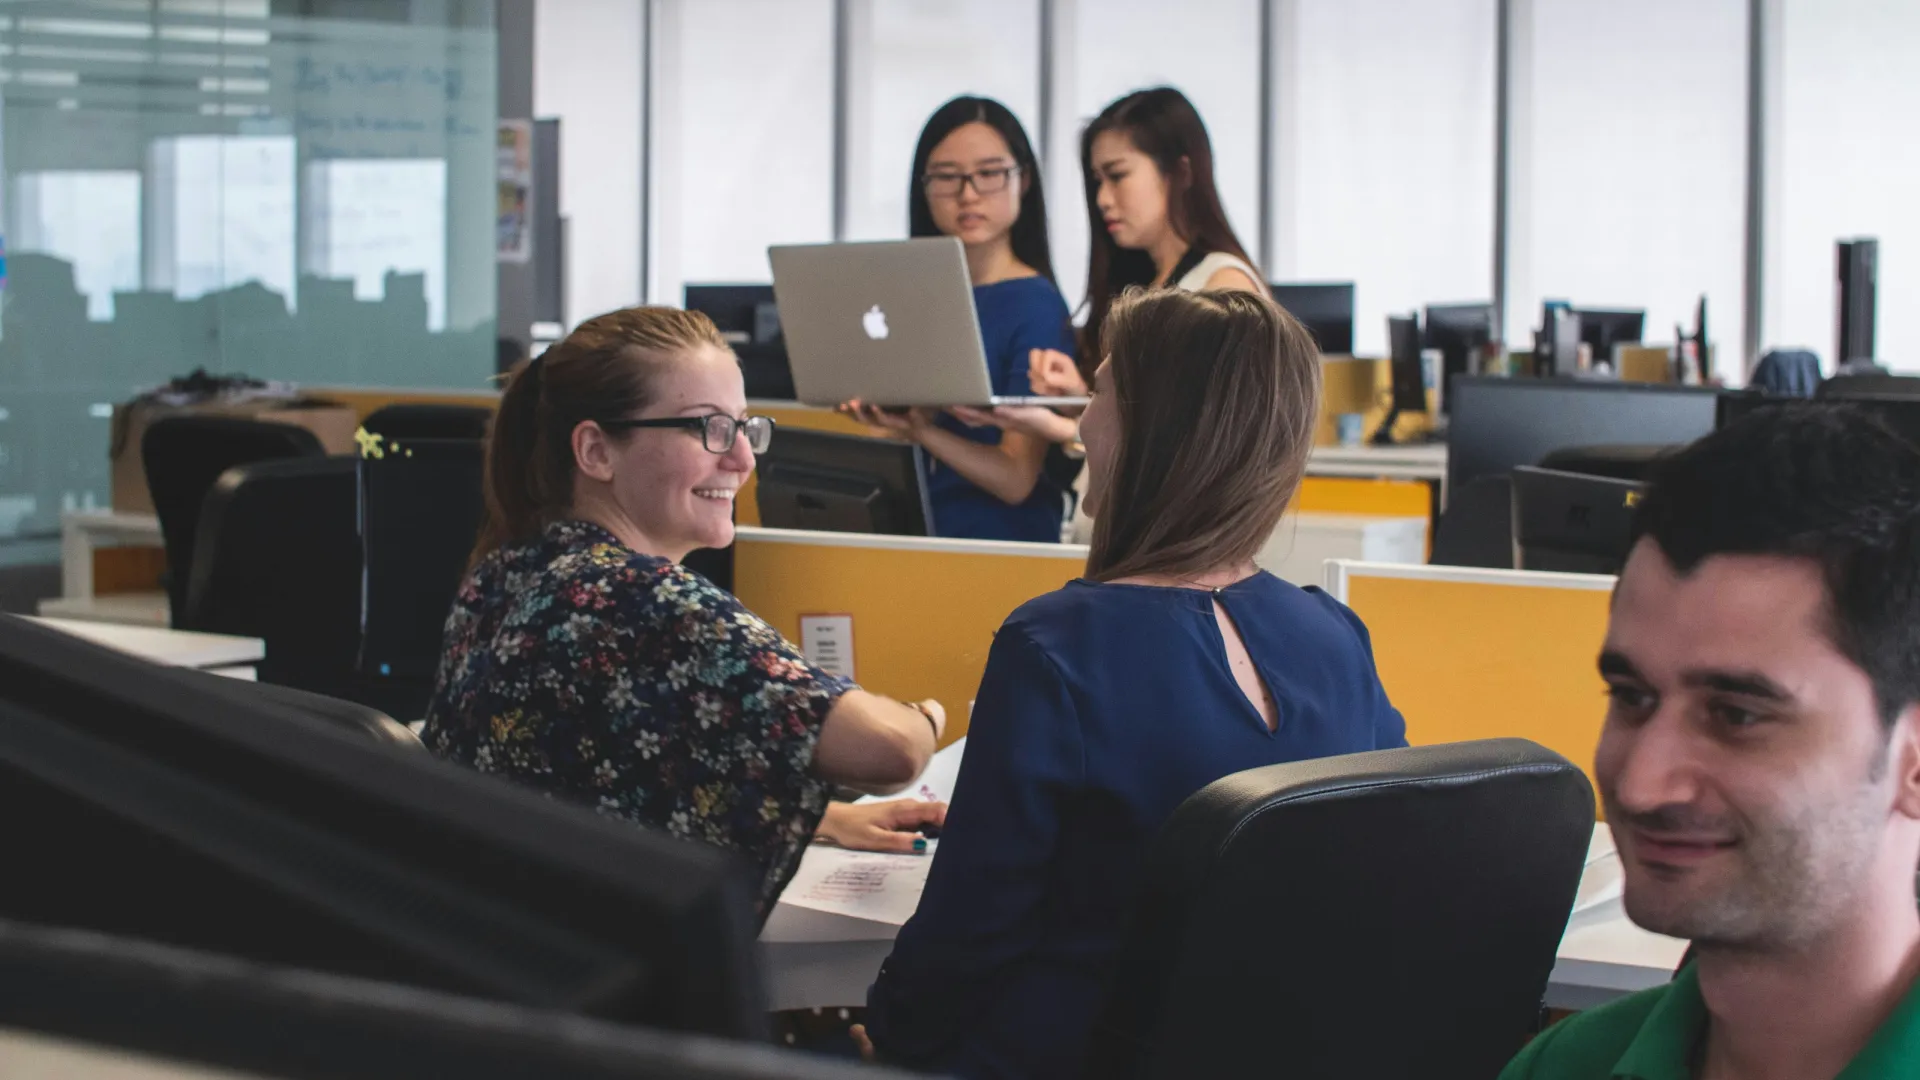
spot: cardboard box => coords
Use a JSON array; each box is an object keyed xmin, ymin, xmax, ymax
[{"xmin": 110, "ymin": 396, "xmax": 361, "ymax": 514}]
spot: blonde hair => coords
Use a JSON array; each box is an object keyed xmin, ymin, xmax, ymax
[
  {"xmin": 1086, "ymin": 288, "xmax": 1322, "ymax": 582},
  {"xmin": 473, "ymin": 306, "xmax": 731, "ymax": 562}
]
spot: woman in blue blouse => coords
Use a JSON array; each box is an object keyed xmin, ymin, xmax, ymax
[
  {"xmin": 845, "ymin": 97, "xmax": 1074, "ymax": 544},
  {"xmin": 858, "ymin": 289, "xmax": 1409, "ymax": 1077}
]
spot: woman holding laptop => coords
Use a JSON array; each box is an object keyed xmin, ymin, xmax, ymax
[
  {"xmin": 950, "ymin": 86, "xmax": 1267, "ymax": 542},
  {"xmin": 856, "ymin": 288, "xmax": 1405, "ymax": 1078},
  {"xmin": 842, "ymin": 96, "xmax": 1076, "ymax": 544}
]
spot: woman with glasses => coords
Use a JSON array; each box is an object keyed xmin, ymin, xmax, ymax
[
  {"xmin": 843, "ymin": 96, "xmax": 1075, "ymax": 544},
  {"xmin": 423, "ymin": 306, "xmax": 950, "ymax": 920}
]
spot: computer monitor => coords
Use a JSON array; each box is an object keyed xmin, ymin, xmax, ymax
[
  {"xmin": 1573, "ymin": 308, "xmax": 1645, "ymax": 372},
  {"xmin": 1446, "ymin": 376, "xmax": 1720, "ymax": 495},
  {"xmin": 1270, "ymin": 283, "xmax": 1355, "ymax": 355},
  {"xmin": 0, "ymin": 615, "xmax": 768, "ymax": 1037},
  {"xmin": 1422, "ymin": 303, "xmax": 1494, "ymax": 411},
  {"xmin": 1510, "ymin": 466, "xmax": 1644, "ymax": 576},
  {"xmin": 755, "ymin": 429, "xmax": 934, "ymax": 535},
  {"xmin": 0, "ymin": 918, "xmax": 885, "ymax": 1080},
  {"xmin": 685, "ymin": 284, "xmax": 794, "ymax": 400},
  {"xmin": 1373, "ymin": 314, "xmax": 1426, "ymax": 445}
]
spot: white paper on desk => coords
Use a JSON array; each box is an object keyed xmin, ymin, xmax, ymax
[
  {"xmin": 780, "ymin": 845, "xmax": 934, "ymax": 926},
  {"xmin": 856, "ymin": 736, "xmax": 967, "ymax": 807}
]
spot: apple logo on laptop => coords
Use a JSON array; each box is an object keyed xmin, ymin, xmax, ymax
[{"xmin": 862, "ymin": 304, "xmax": 890, "ymax": 341}]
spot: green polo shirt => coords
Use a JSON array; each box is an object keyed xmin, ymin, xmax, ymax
[{"xmin": 1500, "ymin": 965, "xmax": 1920, "ymax": 1079}]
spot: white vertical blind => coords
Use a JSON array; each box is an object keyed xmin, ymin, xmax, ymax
[
  {"xmin": 1274, "ymin": 0, "xmax": 1497, "ymax": 357},
  {"xmin": 842, "ymin": 0, "xmax": 1041, "ymax": 244},
  {"xmin": 1767, "ymin": 0, "xmax": 1920, "ymax": 370},
  {"xmin": 648, "ymin": 0, "xmax": 834, "ymax": 305},
  {"xmin": 1046, "ymin": 0, "xmax": 1262, "ymax": 313},
  {"xmin": 1506, "ymin": 0, "xmax": 1748, "ymax": 360}
]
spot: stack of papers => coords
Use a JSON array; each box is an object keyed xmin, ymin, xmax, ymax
[
  {"xmin": 778, "ymin": 738, "xmax": 967, "ymax": 927},
  {"xmin": 1573, "ymin": 824, "xmax": 1625, "ymax": 914}
]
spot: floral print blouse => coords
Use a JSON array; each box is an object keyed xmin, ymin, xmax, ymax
[{"xmin": 422, "ymin": 519, "xmax": 853, "ymax": 916}]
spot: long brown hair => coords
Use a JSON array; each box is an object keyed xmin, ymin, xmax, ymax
[
  {"xmin": 1086, "ymin": 289, "xmax": 1321, "ymax": 583},
  {"xmin": 1079, "ymin": 87, "xmax": 1258, "ymax": 367},
  {"xmin": 472, "ymin": 306, "xmax": 731, "ymax": 564}
]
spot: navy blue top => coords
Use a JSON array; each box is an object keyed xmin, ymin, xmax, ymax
[
  {"xmin": 865, "ymin": 573, "xmax": 1408, "ymax": 1079},
  {"xmin": 925, "ymin": 276, "xmax": 1075, "ymax": 543}
]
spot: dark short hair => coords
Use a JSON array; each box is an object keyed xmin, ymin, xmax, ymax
[{"xmin": 1631, "ymin": 404, "xmax": 1920, "ymax": 727}]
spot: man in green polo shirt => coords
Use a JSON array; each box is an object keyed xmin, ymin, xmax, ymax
[{"xmin": 1503, "ymin": 405, "xmax": 1920, "ymax": 1080}]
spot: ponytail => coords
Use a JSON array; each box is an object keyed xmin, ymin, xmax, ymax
[{"xmin": 468, "ymin": 306, "xmax": 733, "ymax": 567}]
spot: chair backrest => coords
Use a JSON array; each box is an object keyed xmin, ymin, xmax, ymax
[
  {"xmin": 361, "ymin": 404, "xmax": 494, "ymax": 442},
  {"xmin": 183, "ymin": 456, "xmax": 361, "ymax": 695},
  {"xmin": 1535, "ymin": 443, "xmax": 1677, "ymax": 482},
  {"xmin": 171, "ymin": 667, "xmax": 424, "ymax": 750},
  {"xmin": 142, "ymin": 417, "xmax": 327, "ymax": 624},
  {"xmin": 1429, "ymin": 474, "xmax": 1514, "ymax": 569},
  {"xmin": 1083, "ymin": 738, "xmax": 1594, "ymax": 1080},
  {"xmin": 358, "ymin": 437, "xmax": 486, "ymax": 718}
]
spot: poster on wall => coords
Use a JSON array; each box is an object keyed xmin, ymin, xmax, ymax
[{"xmin": 496, "ymin": 119, "xmax": 533, "ymax": 264}]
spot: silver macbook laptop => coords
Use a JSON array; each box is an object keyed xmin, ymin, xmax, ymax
[{"xmin": 767, "ymin": 237, "xmax": 1089, "ymax": 409}]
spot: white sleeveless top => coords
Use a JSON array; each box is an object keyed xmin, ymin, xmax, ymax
[
  {"xmin": 1174, "ymin": 251, "xmax": 1269, "ymax": 295},
  {"xmin": 1065, "ymin": 250, "xmax": 1267, "ymax": 543}
]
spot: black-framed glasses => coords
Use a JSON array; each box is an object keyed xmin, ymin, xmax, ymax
[
  {"xmin": 921, "ymin": 164, "xmax": 1021, "ymax": 197},
  {"xmin": 600, "ymin": 413, "xmax": 775, "ymax": 454}
]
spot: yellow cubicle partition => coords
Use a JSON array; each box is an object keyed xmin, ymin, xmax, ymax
[
  {"xmin": 1327, "ymin": 561, "xmax": 1615, "ymax": 801},
  {"xmin": 732, "ymin": 526, "xmax": 1085, "ymax": 744}
]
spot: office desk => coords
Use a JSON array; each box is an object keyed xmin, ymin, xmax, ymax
[
  {"xmin": 1306, "ymin": 443, "xmax": 1447, "ymax": 483},
  {"xmin": 28, "ymin": 617, "xmax": 263, "ymax": 680},
  {"xmin": 39, "ymin": 509, "xmax": 168, "ymax": 626},
  {"xmin": 758, "ymin": 824, "xmax": 1687, "ymax": 1013}
]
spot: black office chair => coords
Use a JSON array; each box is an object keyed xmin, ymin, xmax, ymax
[
  {"xmin": 361, "ymin": 403, "xmax": 494, "ymax": 442},
  {"xmin": 359, "ymin": 437, "xmax": 487, "ymax": 720},
  {"xmin": 173, "ymin": 668, "xmax": 423, "ymax": 750},
  {"xmin": 1082, "ymin": 738, "xmax": 1594, "ymax": 1080},
  {"xmin": 1536, "ymin": 443, "xmax": 1677, "ymax": 482},
  {"xmin": 1429, "ymin": 475, "xmax": 1514, "ymax": 569},
  {"xmin": 183, "ymin": 457, "xmax": 363, "ymax": 703},
  {"xmin": 142, "ymin": 417, "xmax": 327, "ymax": 625}
]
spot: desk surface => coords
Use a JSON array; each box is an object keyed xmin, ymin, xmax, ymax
[
  {"xmin": 28, "ymin": 617, "xmax": 264, "ymax": 670},
  {"xmin": 1306, "ymin": 443, "xmax": 1448, "ymax": 482},
  {"xmin": 758, "ymin": 822, "xmax": 1687, "ymax": 1013}
]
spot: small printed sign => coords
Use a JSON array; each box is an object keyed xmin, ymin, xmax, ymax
[{"xmin": 799, "ymin": 614, "xmax": 855, "ymax": 679}]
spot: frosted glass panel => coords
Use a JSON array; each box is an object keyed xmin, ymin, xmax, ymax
[
  {"xmin": 1769, "ymin": 0, "xmax": 1920, "ymax": 370},
  {"xmin": 0, "ymin": 1, "xmax": 497, "ymax": 552},
  {"xmin": 1508, "ymin": 0, "xmax": 1747, "ymax": 358},
  {"xmin": 1277, "ymin": 0, "xmax": 1496, "ymax": 357},
  {"xmin": 11, "ymin": 171, "xmax": 142, "ymax": 321},
  {"xmin": 843, "ymin": 0, "xmax": 1041, "ymax": 243}
]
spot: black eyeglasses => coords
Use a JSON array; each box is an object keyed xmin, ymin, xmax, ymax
[
  {"xmin": 921, "ymin": 164, "xmax": 1021, "ymax": 197},
  {"xmin": 599, "ymin": 413, "xmax": 775, "ymax": 454}
]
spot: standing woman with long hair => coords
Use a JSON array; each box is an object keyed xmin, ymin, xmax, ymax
[
  {"xmin": 843, "ymin": 96, "xmax": 1076, "ymax": 543},
  {"xmin": 955, "ymin": 87, "xmax": 1269, "ymax": 541}
]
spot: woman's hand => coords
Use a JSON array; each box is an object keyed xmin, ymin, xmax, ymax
[
  {"xmin": 849, "ymin": 1023, "xmax": 877, "ymax": 1063},
  {"xmin": 840, "ymin": 399, "xmax": 933, "ymax": 439},
  {"xmin": 1029, "ymin": 348, "xmax": 1089, "ymax": 397},
  {"xmin": 947, "ymin": 405, "xmax": 1081, "ymax": 445},
  {"xmin": 816, "ymin": 799, "xmax": 949, "ymax": 854}
]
